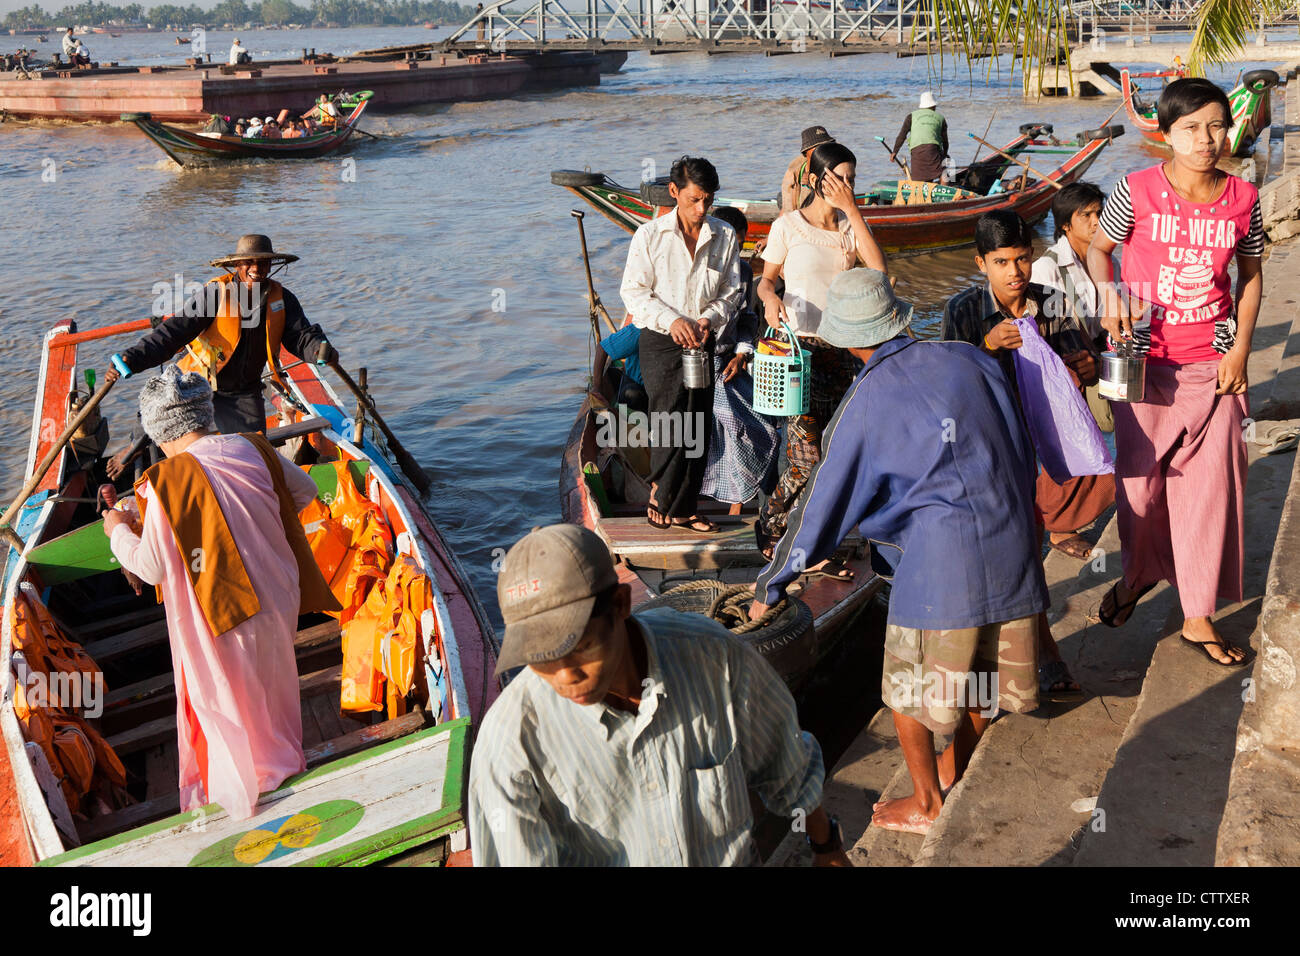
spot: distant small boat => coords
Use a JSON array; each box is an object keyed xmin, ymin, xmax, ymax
[
  {"xmin": 123, "ymin": 92, "xmax": 373, "ymax": 167},
  {"xmin": 1121, "ymin": 66, "xmax": 1280, "ymax": 157}
]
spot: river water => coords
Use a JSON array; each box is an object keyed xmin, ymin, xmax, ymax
[{"xmin": 0, "ymin": 26, "xmax": 1286, "ymax": 624}]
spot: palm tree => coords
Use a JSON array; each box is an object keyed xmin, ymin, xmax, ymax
[{"xmin": 918, "ymin": 0, "xmax": 1291, "ymax": 92}]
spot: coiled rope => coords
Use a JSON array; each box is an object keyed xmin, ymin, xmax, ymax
[{"xmin": 664, "ymin": 580, "xmax": 789, "ymax": 635}]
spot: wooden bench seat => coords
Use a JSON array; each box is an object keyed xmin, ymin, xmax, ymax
[{"xmin": 595, "ymin": 514, "xmax": 766, "ymax": 571}]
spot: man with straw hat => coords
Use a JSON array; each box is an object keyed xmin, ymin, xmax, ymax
[
  {"xmin": 106, "ymin": 235, "xmax": 337, "ymax": 443},
  {"xmin": 751, "ymin": 267, "xmax": 1047, "ymax": 836},
  {"xmin": 468, "ymin": 523, "xmax": 848, "ymax": 866},
  {"xmin": 103, "ymin": 365, "xmax": 339, "ymax": 820},
  {"xmin": 780, "ymin": 124, "xmax": 836, "ymax": 214}
]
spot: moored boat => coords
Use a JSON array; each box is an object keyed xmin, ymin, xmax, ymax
[
  {"xmin": 559, "ymin": 351, "xmax": 887, "ymax": 695},
  {"xmin": 552, "ymin": 123, "xmax": 1121, "ymax": 257},
  {"xmin": 123, "ymin": 91, "xmax": 373, "ymax": 168},
  {"xmin": 0, "ymin": 317, "xmax": 499, "ymax": 866},
  {"xmin": 1120, "ymin": 66, "xmax": 1279, "ymax": 157}
]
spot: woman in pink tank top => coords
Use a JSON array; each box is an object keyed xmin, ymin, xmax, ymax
[{"xmin": 1085, "ymin": 77, "xmax": 1265, "ymax": 666}]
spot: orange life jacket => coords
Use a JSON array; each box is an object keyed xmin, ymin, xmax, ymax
[{"xmin": 176, "ymin": 273, "xmax": 288, "ymax": 390}]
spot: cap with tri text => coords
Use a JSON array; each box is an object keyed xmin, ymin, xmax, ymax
[{"xmin": 494, "ymin": 524, "xmax": 619, "ymax": 675}]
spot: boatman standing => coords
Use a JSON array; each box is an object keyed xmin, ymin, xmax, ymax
[
  {"xmin": 104, "ymin": 365, "xmax": 341, "ymax": 820},
  {"xmin": 468, "ymin": 524, "xmax": 849, "ymax": 866},
  {"xmin": 890, "ymin": 91, "xmax": 950, "ymax": 184},
  {"xmin": 620, "ymin": 156, "xmax": 743, "ymax": 534},
  {"xmin": 750, "ymin": 268, "xmax": 1047, "ymax": 835},
  {"xmin": 105, "ymin": 234, "xmax": 338, "ymax": 444}
]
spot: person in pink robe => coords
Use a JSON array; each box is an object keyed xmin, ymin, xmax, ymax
[{"xmin": 105, "ymin": 366, "xmax": 323, "ymax": 820}]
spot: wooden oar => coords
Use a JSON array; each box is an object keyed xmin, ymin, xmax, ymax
[
  {"xmin": 966, "ymin": 133, "xmax": 1064, "ymax": 191},
  {"xmin": 874, "ymin": 136, "xmax": 910, "ymax": 177},
  {"xmin": 571, "ymin": 209, "xmax": 618, "ymax": 337},
  {"xmin": 0, "ymin": 377, "xmax": 116, "ymax": 552},
  {"xmin": 969, "ymin": 108, "xmax": 998, "ymax": 164},
  {"xmin": 327, "ymin": 361, "xmax": 431, "ymax": 495}
]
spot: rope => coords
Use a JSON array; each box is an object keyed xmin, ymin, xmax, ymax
[{"xmin": 651, "ymin": 581, "xmax": 790, "ymax": 635}]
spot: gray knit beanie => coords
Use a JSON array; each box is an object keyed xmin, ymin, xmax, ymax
[{"xmin": 139, "ymin": 364, "xmax": 216, "ymax": 445}]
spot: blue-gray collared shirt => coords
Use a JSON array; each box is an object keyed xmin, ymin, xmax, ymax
[{"xmin": 467, "ymin": 607, "xmax": 824, "ymax": 866}]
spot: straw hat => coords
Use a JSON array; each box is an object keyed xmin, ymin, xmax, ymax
[{"xmin": 210, "ymin": 234, "xmax": 299, "ymax": 268}]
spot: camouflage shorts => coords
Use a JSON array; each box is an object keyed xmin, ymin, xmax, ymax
[{"xmin": 880, "ymin": 616, "xmax": 1039, "ymax": 736}]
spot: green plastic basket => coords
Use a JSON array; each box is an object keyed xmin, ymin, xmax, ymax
[{"xmin": 752, "ymin": 321, "xmax": 810, "ymax": 417}]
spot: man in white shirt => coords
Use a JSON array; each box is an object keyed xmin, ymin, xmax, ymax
[
  {"xmin": 228, "ymin": 37, "xmax": 250, "ymax": 66},
  {"xmin": 1031, "ymin": 181, "xmax": 1108, "ymax": 347},
  {"xmin": 620, "ymin": 156, "xmax": 744, "ymax": 534},
  {"xmin": 243, "ymin": 117, "xmax": 263, "ymax": 138},
  {"xmin": 62, "ymin": 27, "xmax": 89, "ymax": 67}
]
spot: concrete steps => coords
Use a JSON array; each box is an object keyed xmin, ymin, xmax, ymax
[{"xmin": 906, "ymin": 240, "xmax": 1300, "ymax": 868}]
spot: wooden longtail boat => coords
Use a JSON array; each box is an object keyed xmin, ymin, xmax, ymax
[
  {"xmin": 552, "ymin": 123, "xmax": 1120, "ymax": 257},
  {"xmin": 0, "ymin": 318, "xmax": 499, "ymax": 866},
  {"xmin": 1120, "ymin": 67, "xmax": 1279, "ymax": 157},
  {"xmin": 123, "ymin": 91, "xmax": 373, "ymax": 168},
  {"xmin": 559, "ymin": 362, "xmax": 887, "ymax": 694}
]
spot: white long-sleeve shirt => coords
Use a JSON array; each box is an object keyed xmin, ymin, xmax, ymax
[
  {"xmin": 228, "ymin": 41, "xmax": 247, "ymax": 65},
  {"xmin": 619, "ymin": 212, "xmax": 743, "ymax": 336},
  {"xmin": 1031, "ymin": 234, "xmax": 1109, "ymax": 342}
]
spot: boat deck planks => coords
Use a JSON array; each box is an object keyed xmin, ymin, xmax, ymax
[
  {"xmin": 52, "ymin": 718, "xmax": 463, "ymax": 867},
  {"xmin": 596, "ymin": 515, "xmax": 765, "ymax": 570}
]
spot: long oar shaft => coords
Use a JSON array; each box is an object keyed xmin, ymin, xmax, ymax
[
  {"xmin": 874, "ymin": 136, "xmax": 909, "ymax": 176},
  {"xmin": 328, "ymin": 362, "xmax": 431, "ymax": 495},
  {"xmin": 966, "ymin": 133, "xmax": 1064, "ymax": 191},
  {"xmin": 0, "ymin": 377, "xmax": 116, "ymax": 552},
  {"xmin": 571, "ymin": 210, "xmax": 618, "ymax": 336}
]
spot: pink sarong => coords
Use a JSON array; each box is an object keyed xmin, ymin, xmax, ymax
[
  {"xmin": 1111, "ymin": 361, "xmax": 1247, "ymax": 618},
  {"xmin": 109, "ymin": 434, "xmax": 322, "ymax": 819}
]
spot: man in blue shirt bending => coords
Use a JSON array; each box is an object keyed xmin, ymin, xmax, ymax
[{"xmin": 750, "ymin": 268, "xmax": 1048, "ymax": 835}]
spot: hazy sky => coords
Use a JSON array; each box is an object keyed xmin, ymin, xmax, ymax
[{"xmin": 2, "ymin": 0, "xmax": 239, "ymax": 18}]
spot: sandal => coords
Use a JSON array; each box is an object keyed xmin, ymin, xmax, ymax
[
  {"xmin": 1180, "ymin": 634, "xmax": 1249, "ymax": 667},
  {"xmin": 1038, "ymin": 659, "xmax": 1084, "ymax": 701},
  {"xmin": 804, "ymin": 558, "xmax": 855, "ymax": 583},
  {"xmin": 673, "ymin": 515, "xmax": 719, "ymax": 534},
  {"xmin": 646, "ymin": 508, "xmax": 672, "ymax": 530},
  {"xmin": 1049, "ymin": 533, "xmax": 1094, "ymax": 560},
  {"xmin": 1098, "ymin": 580, "xmax": 1156, "ymax": 628}
]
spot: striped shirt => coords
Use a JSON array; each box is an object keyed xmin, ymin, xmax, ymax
[{"xmin": 467, "ymin": 608, "xmax": 824, "ymax": 866}]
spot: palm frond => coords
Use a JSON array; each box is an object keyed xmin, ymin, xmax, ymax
[{"xmin": 1187, "ymin": 0, "xmax": 1288, "ymax": 75}]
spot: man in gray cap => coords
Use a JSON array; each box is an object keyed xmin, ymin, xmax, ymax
[
  {"xmin": 105, "ymin": 234, "xmax": 337, "ymax": 452},
  {"xmin": 781, "ymin": 124, "xmax": 836, "ymax": 215},
  {"xmin": 104, "ymin": 365, "xmax": 338, "ymax": 820},
  {"xmin": 468, "ymin": 523, "xmax": 849, "ymax": 866},
  {"xmin": 751, "ymin": 267, "xmax": 1047, "ymax": 837}
]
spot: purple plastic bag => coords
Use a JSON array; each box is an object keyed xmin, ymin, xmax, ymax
[{"xmin": 1011, "ymin": 317, "xmax": 1114, "ymax": 483}]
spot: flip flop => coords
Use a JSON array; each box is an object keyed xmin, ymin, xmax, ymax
[
  {"xmin": 1049, "ymin": 534, "xmax": 1094, "ymax": 560},
  {"xmin": 1098, "ymin": 580, "xmax": 1156, "ymax": 628},
  {"xmin": 646, "ymin": 510, "xmax": 672, "ymax": 530},
  {"xmin": 673, "ymin": 515, "xmax": 719, "ymax": 534},
  {"xmin": 804, "ymin": 558, "xmax": 855, "ymax": 582},
  {"xmin": 1038, "ymin": 659, "xmax": 1085, "ymax": 701},
  {"xmin": 1180, "ymin": 634, "xmax": 1249, "ymax": 667}
]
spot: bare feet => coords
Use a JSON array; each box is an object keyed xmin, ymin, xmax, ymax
[
  {"xmin": 1181, "ymin": 617, "xmax": 1247, "ymax": 665},
  {"xmin": 870, "ymin": 793, "xmax": 941, "ymax": 834}
]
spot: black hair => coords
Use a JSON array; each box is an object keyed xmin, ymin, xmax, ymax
[
  {"xmin": 974, "ymin": 209, "xmax": 1033, "ymax": 256},
  {"xmin": 669, "ymin": 155, "xmax": 720, "ymax": 195},
  {"xmin": 1051, "ymin": 181, "xmax": 1105, "ymax": 240},
  {"xmin": 1157, "ymin": 77, "xmax": 1231, "ymax": 133},
  {"xmin": 711, "ymin": 205, "xmax": 748, "ymax": 238},
  {"xmin": 805, "ymin": 142, "xmax": 858, "ymax": 205}
]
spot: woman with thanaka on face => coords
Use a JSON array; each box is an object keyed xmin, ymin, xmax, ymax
[
  {"xmin": 755, "ymin": 143, "xmax": 887, "ymax": 574},
  {"xmin": 1086, "ymin": 77, "xmax": 1265, "ymax": 666}
]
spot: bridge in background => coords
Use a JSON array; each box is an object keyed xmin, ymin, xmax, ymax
[{"xmin": 432, "ymin": 0, "xmax": 1299, "ymax": 57}]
